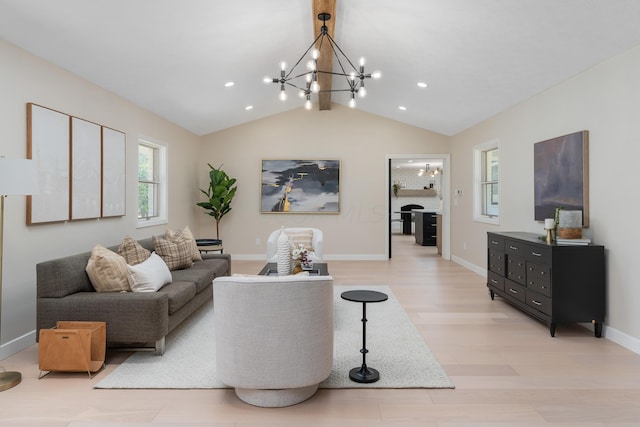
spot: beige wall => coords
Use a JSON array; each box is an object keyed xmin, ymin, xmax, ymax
[
  {"xmin": 0, "ymin": 39, "xmax": 201, "ymax": 357},
  {"xmin": 450, "ymin": 43, "xmax": 640, "ymax": 348},
  {"xmin": 198, "ymin": 105, "xmax": 450, "ymax": 259}
]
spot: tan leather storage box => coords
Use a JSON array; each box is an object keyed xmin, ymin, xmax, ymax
[{"xmin": 38, "ymin": 321, "xmax": 106, "ymax": 378}]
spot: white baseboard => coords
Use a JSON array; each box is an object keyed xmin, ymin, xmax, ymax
[
  {"xmin": 602, "ymin": 325, "xmax": 640, "ymax": 354},
  {"xmin": 451, "ymin": 254, "xmax": 486, "ymax": 277},
  {"xmin": 0, "ymin": 330, "xmax": 36, "ymax": 361}
]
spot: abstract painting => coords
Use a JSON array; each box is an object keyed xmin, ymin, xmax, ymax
[
  {"xmin": 261, "ymin": 160, "xmax": 340, "ymax": 213},
  {"xmin": 534, "ymin": 130, "xmax": 589, "ymax": 226}
]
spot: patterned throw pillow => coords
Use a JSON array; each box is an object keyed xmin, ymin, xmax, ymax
[
  {"xmin": 153, "ymin": 235, "xmax": 193, "ymax": 271},
  {"xmin": 85, "ymin": 244, "xmax": 131, "ymax": 292},
  {"xmin": 117, "ymin": 235, "xmax": 151, "ymax": 265},
  {"xmin": 287, "ymin": 229, "xmax": 314, "ymax": 252},
  {"xmin": 166, "ymin": 226, "xmax": 202, "ymax": 261}
]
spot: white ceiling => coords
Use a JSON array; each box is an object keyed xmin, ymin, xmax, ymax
[{"xmin": 2, "ymin": 0, "xmax": 640, "ymax": 137}]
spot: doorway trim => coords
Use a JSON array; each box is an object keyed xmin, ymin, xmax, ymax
[{"xmin": 385, "ymin": 153, "xmax": 451, "ymax": 260}]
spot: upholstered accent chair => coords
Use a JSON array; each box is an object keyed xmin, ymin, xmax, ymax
[
  {"xmin": 213, "ymin": 274, "xmax": 334, "ymax": 407},
  {"xmin": 265, "ymin": 227, "xmax": 323, "ymax": 262}
]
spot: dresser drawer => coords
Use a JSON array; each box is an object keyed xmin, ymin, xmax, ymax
[
  {"xmin": 527, "ymin": 261, "xmax": 551, "ymax": 297},
  {"xmin": 487, "ymin": 271, "xmax": 504, "ymax": 291},
  {"xmin": 504, "ymin": 280, "xmax": 526, "ymax": 303},
  {"xmin": 505, "ymin": 240, "xmax": 551, "ymax": 263},
  {"xmin": 488, "ymin": 234, "xmax": 504, "ymax": 251},
  {"xmin": 488, "ymin": 249, "xmax": 506, "ymax": 275},
  {"xmin": 507, "ymin": 255, "xmax": 526, "ymax": 285},
  {"xmin": 526, "ymin": 290, "xmax": 551, "ymax": 316}
]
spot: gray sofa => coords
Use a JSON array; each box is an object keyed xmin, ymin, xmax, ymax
[{"xmin": 36, "ymin": 237, "xmax": 230, "ymax": 355}]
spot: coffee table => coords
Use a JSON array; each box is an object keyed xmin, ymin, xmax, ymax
[
  {"xmin": 258, "ymin": 262, "xmax": 329, "ymax": 276},
  {"xmin": 341, "ymin": 289, "xmax": 388, "ymax": 383}
]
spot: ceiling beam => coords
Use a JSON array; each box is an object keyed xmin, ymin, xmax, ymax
[{"xmin": 313, "ymin": 0, "xmax": 336, "ymax": 110}]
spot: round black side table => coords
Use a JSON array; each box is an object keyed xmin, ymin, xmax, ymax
[{"xmin": 340, "ymin": 289, "xmax": 388, "ymax": 383}]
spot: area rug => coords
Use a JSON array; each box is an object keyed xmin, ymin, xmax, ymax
[{"xmin": 95, "ymin": 285, "xmax": 454, "ymax": 389}]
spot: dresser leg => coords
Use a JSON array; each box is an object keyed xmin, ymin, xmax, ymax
[
  {"xmin": 549, "ymin": 323, "xmax": 556, "ymax": 337},
  {"xmin": 489, "ymin": 289, "xmax": 495, "ymax": 300},
  {"xmin": 594, "ymin": 322, "xmax": 603, "ymax": 338}
]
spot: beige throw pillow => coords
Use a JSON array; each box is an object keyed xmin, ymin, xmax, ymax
[
  {"xmin": 153, "ymin": 235, "xmax": 193, "ymax": 271},
  {"xmin": 166, "ymin": 226, "xmax": 202, "ymax": 261},
  {"xmin": 85, "ymin": 244, "xmax": 131, "ymax": 292},
  {"xmin": 117, "ymin": 235, "xmax": 151, "ymax": 265},
  {"xmin": 287, "ymin": 229, "xmax": 314, "ymax": 252}
]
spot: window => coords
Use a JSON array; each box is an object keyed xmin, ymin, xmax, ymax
[
  {"xmin": 137, "ymin": 138, "xmax": 167, "ymax": 227},
  {"xmin": 474, "ymin": 140, "xmax": 499, "ymax": 224}
]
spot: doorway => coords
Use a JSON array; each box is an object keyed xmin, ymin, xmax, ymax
[{"xmin": 386, "ymin": 154, "xmax": 450, "ymax": 260}]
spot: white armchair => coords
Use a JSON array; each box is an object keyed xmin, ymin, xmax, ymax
[
  {"xmin": 265, "ymin": 227, "xmax": 323, "ymax": 262},
  {"xmin": 213, "ymin": 274, "xmax": 334, "ymax": 407}
]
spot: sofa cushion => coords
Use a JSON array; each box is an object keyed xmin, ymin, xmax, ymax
[
  {"xmin": 118, "ymin": 235, "xmax": 151, "ymax": 265},
  {"xmin": 287, "ymin": 229, "xmax": 314, "ymax": 252},
  {"xmin": 166, "ymin": 226, "xmax": 202, "ymax": 262},
  {"xmin": 127, "ymin": 252, "xmax": 172, "ymax": 292},
  {"xmin": 159, "ymin": 281, "xmax": 197, "ymax": 314},
  {"xmin": 171, "ymin": 259, "xmax": 228, "ymax": 293},
  {"xmin": 85, "ymin": 245, "xmax": 131, "ymax": 292},
  {"xmin": 153, "ymin": 235, "xmax": 193, "ymax": 271}
]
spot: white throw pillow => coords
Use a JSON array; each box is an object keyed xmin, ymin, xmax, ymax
[{"xmin": 127, "ymin": 252, "xmax": 172, "ymax": 292}]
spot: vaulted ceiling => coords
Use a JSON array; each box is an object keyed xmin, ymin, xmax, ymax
[{"xmin": 2, "ymin": 0, "xmax": 640, "ymax": 136}]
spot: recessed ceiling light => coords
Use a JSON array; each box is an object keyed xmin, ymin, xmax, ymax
[
  {"xmin": 224, "ymin": 81, "xmax": 235, "ymax": 87},
  {"xmin": 245, "ymin": 105, "xmax": 253, "ymax": 111},
  {"xmin": 417, "ymin": 82, "xmax": 427, "ymax": 88},
  {"xmin": 398, "ymin": 106, "xmax": 407, "ymax": 111}
]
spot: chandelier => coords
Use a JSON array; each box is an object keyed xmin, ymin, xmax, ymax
[{"xmin": 263, "ymin": 12, "xmax": 381, "ymax": 110}]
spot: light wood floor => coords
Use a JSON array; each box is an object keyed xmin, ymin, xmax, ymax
[{"xmin": 2, "ymin": 234, "xmax": 640, "ymax": 426}]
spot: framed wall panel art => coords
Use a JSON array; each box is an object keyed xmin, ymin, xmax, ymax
[
  {"xmin": 534, "ymin": 130, "xmax": 589, "ymax": 226},
  {"xmin": 71, "ymin": 117, "xmax": 102, "ymax": 220},
  {"xmin": 27, "ymin": 103, "xmax": 70, "ymax": 224},
  {"xmin": 101, "ymin": 127, "xmax": 126, "ymax": 217},
  {"xmin": 261, "ymin": 159, "xmax": 340, "ymax": 213},
  {"xmin": 27, "ymin": 102, "xmax": 127, "ymax": 224}
]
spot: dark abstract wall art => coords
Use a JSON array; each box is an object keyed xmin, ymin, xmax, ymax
[{"xmin": 261, "ymin": 159, "xmax": 340, "ymax": 213}]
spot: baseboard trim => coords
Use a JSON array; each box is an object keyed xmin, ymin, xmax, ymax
[
  {"xmin": 451, "ymin": 254, "xmax": 485, "ymax": 277},
  {"xmin": 0, "ymin": 330, "xmax": 36, "ymax": 361}
]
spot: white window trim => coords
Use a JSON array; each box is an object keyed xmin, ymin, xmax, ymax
[
  {"xmin": 473, "ymin": 139, "xmax": 499, "ymax": 225},
  {"xmin": 137, "ymin": 138, "xmax": 168, "ymax": 228}
]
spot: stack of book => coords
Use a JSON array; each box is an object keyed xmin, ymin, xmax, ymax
[{"xmin": 556, "ymin": 237, "xmax": 591, "ymax": 246}]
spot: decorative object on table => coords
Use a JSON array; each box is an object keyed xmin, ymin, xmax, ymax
[
  {"xmin": 266, "ymin": 227, "xmax": 324, "ymax": 263},
  {"xmin": 276, "ymin": 227, "xmax": 291, "ymax": 275},
  {"xmin": 291, "ymin": 244, "xmax": 312, "ymax": 274},
  {"xmin": 0, "ymin": 156, "xmax": 39, "ymax": 392},
  {"xmin": 260, "ymin": 160, "xmax": 340, "ymax": 213},
  {"xmin": 263, "ymin": 12, "xmax": 380, "ymax": 111},
  {"xmin": 557, "ymin": 209, "xmax": 583, "ymax": 239},
  {"xmin": 544, "ymin": 218, "xmax": 555, "ymax": 243},
  {"xmin": 196, "ymin": 163, "xmax": 237, "ymax": 240},
  {"xmin": 534, "ymin": 130, "xmax": 589, "ymax": 226}
]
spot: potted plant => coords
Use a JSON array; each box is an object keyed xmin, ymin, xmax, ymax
[
  {"xmin": 392, "ymin": 182, "xmax": 400, "ymax": 198},
  {"xmin": 196, "ymin": 164, "xmax": 237, "ymax": 241}
]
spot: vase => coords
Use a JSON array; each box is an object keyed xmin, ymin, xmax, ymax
[{"xmin": 276, "ymin": 227, "xmax": 291, "ymax": 275}]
